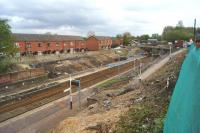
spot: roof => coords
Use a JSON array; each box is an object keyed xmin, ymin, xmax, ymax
[
  {"xmin": 88, "ymin": 36, "xmax": 111, "ymax": 40},
  {"xmin": 12, "ymin": 33, "xmax": 84, "ymax": 42},
  {"xmin": 111, "ymin": 37, "xmax": 122, "ymax": 40}
]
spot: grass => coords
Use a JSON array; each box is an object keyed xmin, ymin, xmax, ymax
[{"xmin": 97, "ymin": 77, "xmax": 128, "ymax": 88}]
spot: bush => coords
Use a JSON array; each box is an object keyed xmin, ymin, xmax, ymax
[{"xmin": 0, "ymin": 57, "xmax": 12, "ymax": 74}]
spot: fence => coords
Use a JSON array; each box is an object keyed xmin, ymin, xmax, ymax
[{"xmin": 0, "ymin": 68, "xmax": 46, "ymax": 85}]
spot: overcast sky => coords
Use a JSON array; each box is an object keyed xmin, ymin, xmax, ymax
[{"xmin": 0, "ymin": 0, "xmax": 199, "ymax": 36}]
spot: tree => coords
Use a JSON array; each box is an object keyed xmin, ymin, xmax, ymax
[
  {"xmin": 87, "ymin": 31, "xmax": 95, "ymax": 37},
  {"xmin": 0, "ymin": 19, "xmax": 18, "ymax": 56},
  {"xmin": 116, "ymin": 34, "xmax": 122, "ymax": 38},
  {"xmin": 176, "ymin": 20, "xmax": 184, "ymax": 27},
  {"xmin": 123, "ymin": 32, "xmax": 132, "ymax": 45},
  {"xmin": 151, "ymin": 33, "xmax": 161, "ymax": 41},
  {"xmin": 162, "ymin": 25, "xmax": 194, "ymax": 43},
  {"xmin": 139, "ymin": 34, "xmax": 150, "ymax": 42},
  {"xmin": 0, "ymin": 19, "xmax": 18, "ymax": 73}
]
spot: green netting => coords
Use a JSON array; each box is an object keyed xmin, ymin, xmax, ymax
[{"xmin": 164, "ymin": 44, "xmax": 200, "ymax": 133}]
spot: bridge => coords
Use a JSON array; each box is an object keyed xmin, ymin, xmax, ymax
[{"xmin": 136, "ymin": 44, "xmax": 172, "ymax": 56}]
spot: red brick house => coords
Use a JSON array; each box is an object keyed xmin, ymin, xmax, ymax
[
  {"xmin": 13, "ymin": 33, "xmax": 86, "ymax": 55},
  {"xmin": 111, "ymin": 37, "xmax": 123, "ymax": 47},
  {"xmin": 86, "ymin": 36, "xmax": 112, "ymax": 51}
]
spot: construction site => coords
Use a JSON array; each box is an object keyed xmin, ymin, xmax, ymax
[{"xmin": 0, "ymin": 42, "xmax": 187, "ymax": 133}]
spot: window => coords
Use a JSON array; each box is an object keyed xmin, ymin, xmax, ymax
[
  {"xmin": 38, "ymin": 43, "xmax": 42, "ymax": 47},
  {"xmin": 47, "ymin": 43, "xmax": 51, "ymax": 47},
  {"xmin": 26, "ymin": 43, "xmax": 31, "ymax": 48},
  {"xmin": 56, "ymin": 43, "xmax": 60, "ymax": 47},
  {"xmin": 15, "ymin": 43, "xmax": 19, "ymax": 47}
]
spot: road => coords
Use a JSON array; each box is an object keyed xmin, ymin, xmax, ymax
[{"xmin": 0, "ymin": 49, "xmax": 186, "ymax": 133}]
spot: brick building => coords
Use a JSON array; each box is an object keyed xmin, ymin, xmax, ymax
[
  {"xmin": 13, "ymin": 33, "xmax": 86, "ymax": 55},
  {"xmin": 111, "ymin": 37, "xmax": 123, "ymax": 47},
  {"xmin": 86, "ymin": 36, "xmax": 112, "ymax": 51}
]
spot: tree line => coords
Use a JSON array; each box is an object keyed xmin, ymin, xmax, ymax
[{"xmin": 117, "ymin": 21, "xmax": 198, "ymax": 45}]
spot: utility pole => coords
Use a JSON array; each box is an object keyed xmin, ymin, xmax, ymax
[{"xmin": 194, "ymin": 19, "xmax": 196, "ymax": 42}]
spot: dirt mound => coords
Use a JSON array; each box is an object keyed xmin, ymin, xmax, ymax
[{"xmin": 46, "ymin": 50, "xmax": 119, "ymax": 75}]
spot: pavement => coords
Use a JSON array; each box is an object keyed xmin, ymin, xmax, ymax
[{"xmin": 0, "ymin": 49, "xmax": 186, "ymax": 133}]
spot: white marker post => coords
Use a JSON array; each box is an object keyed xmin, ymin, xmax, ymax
[
  {"xmin": 170, "ymin": 45, "xmax": 172, "ymax": 58},
  {"xmin": 167, "ymin": 77, "xmax": 170, "ymax": 88},
  {"xmin": 63, "ymin": 74, "xmax": 73, "ymax": 109},
  {"xmin": 69, "ymin": 75, "xmax": 72, "ymax": 109}
]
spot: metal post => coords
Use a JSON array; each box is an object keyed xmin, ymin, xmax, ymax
[
  {"xmin": 194, "ymin": 19, "xmax": 196, "ymax": 42},
  {"xmin": 118, "ymin": 55, "xmax": 120, "ymax": 79},
  {"xmin": 63, "ymin": 75, "xmax": 73, "ymax": 109},
  {"xmin": 78, "ymin": 80, "xmax": 81, "ymax": 110},
  {"xmin": 69, "ymin": 75, "xmax": 72, "ymax": 110}
]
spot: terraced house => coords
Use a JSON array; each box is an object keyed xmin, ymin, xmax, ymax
[
  {"xmin": 13, "ymin": 33, "xmax": 86, "ymax": 56},
  {"xmin": 86, "ymin": 36, "xmax": 112, "ymax": 51}
]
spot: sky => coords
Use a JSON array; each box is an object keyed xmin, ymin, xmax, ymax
[{"xmin": 0, "ymin": 0, "xmax": 200, "ymax": 36}]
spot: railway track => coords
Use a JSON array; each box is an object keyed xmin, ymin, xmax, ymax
[{"xmin": 0, "ymin": 56, "xmax": 151, "ymax": 122}]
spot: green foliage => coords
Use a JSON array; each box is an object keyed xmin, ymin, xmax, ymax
[
  {"xmin": 137, "ymin": 34, "xmax": 150, "ymax": 43},
  {"xmin": 97, "ymin": 77, "xmax": 128, "ymax": 88},
  {"xmin": 151, "ymin": 33, "xmax": 161, "ymax": 41},
  {"xmin": 0, "ymin": 18, "xmax": 18, "ymax": 73},
  {"xmin": 0, "ymin": 18, "xmax": 18, "ymax": 56},
  {"xmin": 162, "ymin": 25, "xmax": 194, "ymax": 42},
  {"xmin": 115, "ymin": 98, "xmax": 168, "ymax": 133},
  {"xmin": 123, "ymin": 32, "xmax": 132, "ymax": 46},
  {"xmin": 116, "ymin": 34, "xmax": 123, "ymax": 38},
  {"xmin": 0, "ymin": 57, "xmax": 12, "ymax": 73}
]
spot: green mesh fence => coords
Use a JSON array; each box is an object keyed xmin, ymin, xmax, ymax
[{"xmin": 164, "ymin": 44, "xmax": 200, "ymax": 133}]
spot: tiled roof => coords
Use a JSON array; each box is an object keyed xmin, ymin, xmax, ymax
[
  {"xmin": 89, "ymin": 36, "xmax": 111, "ymax": 40},
  {"xmin": 13, "ymin": 33, "xmax": 84, "ymax": 42}
]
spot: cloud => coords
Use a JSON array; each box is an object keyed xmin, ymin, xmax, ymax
[{"xmin": 0, "ymin": 0, "xmax": 200, "ymax": 36}]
